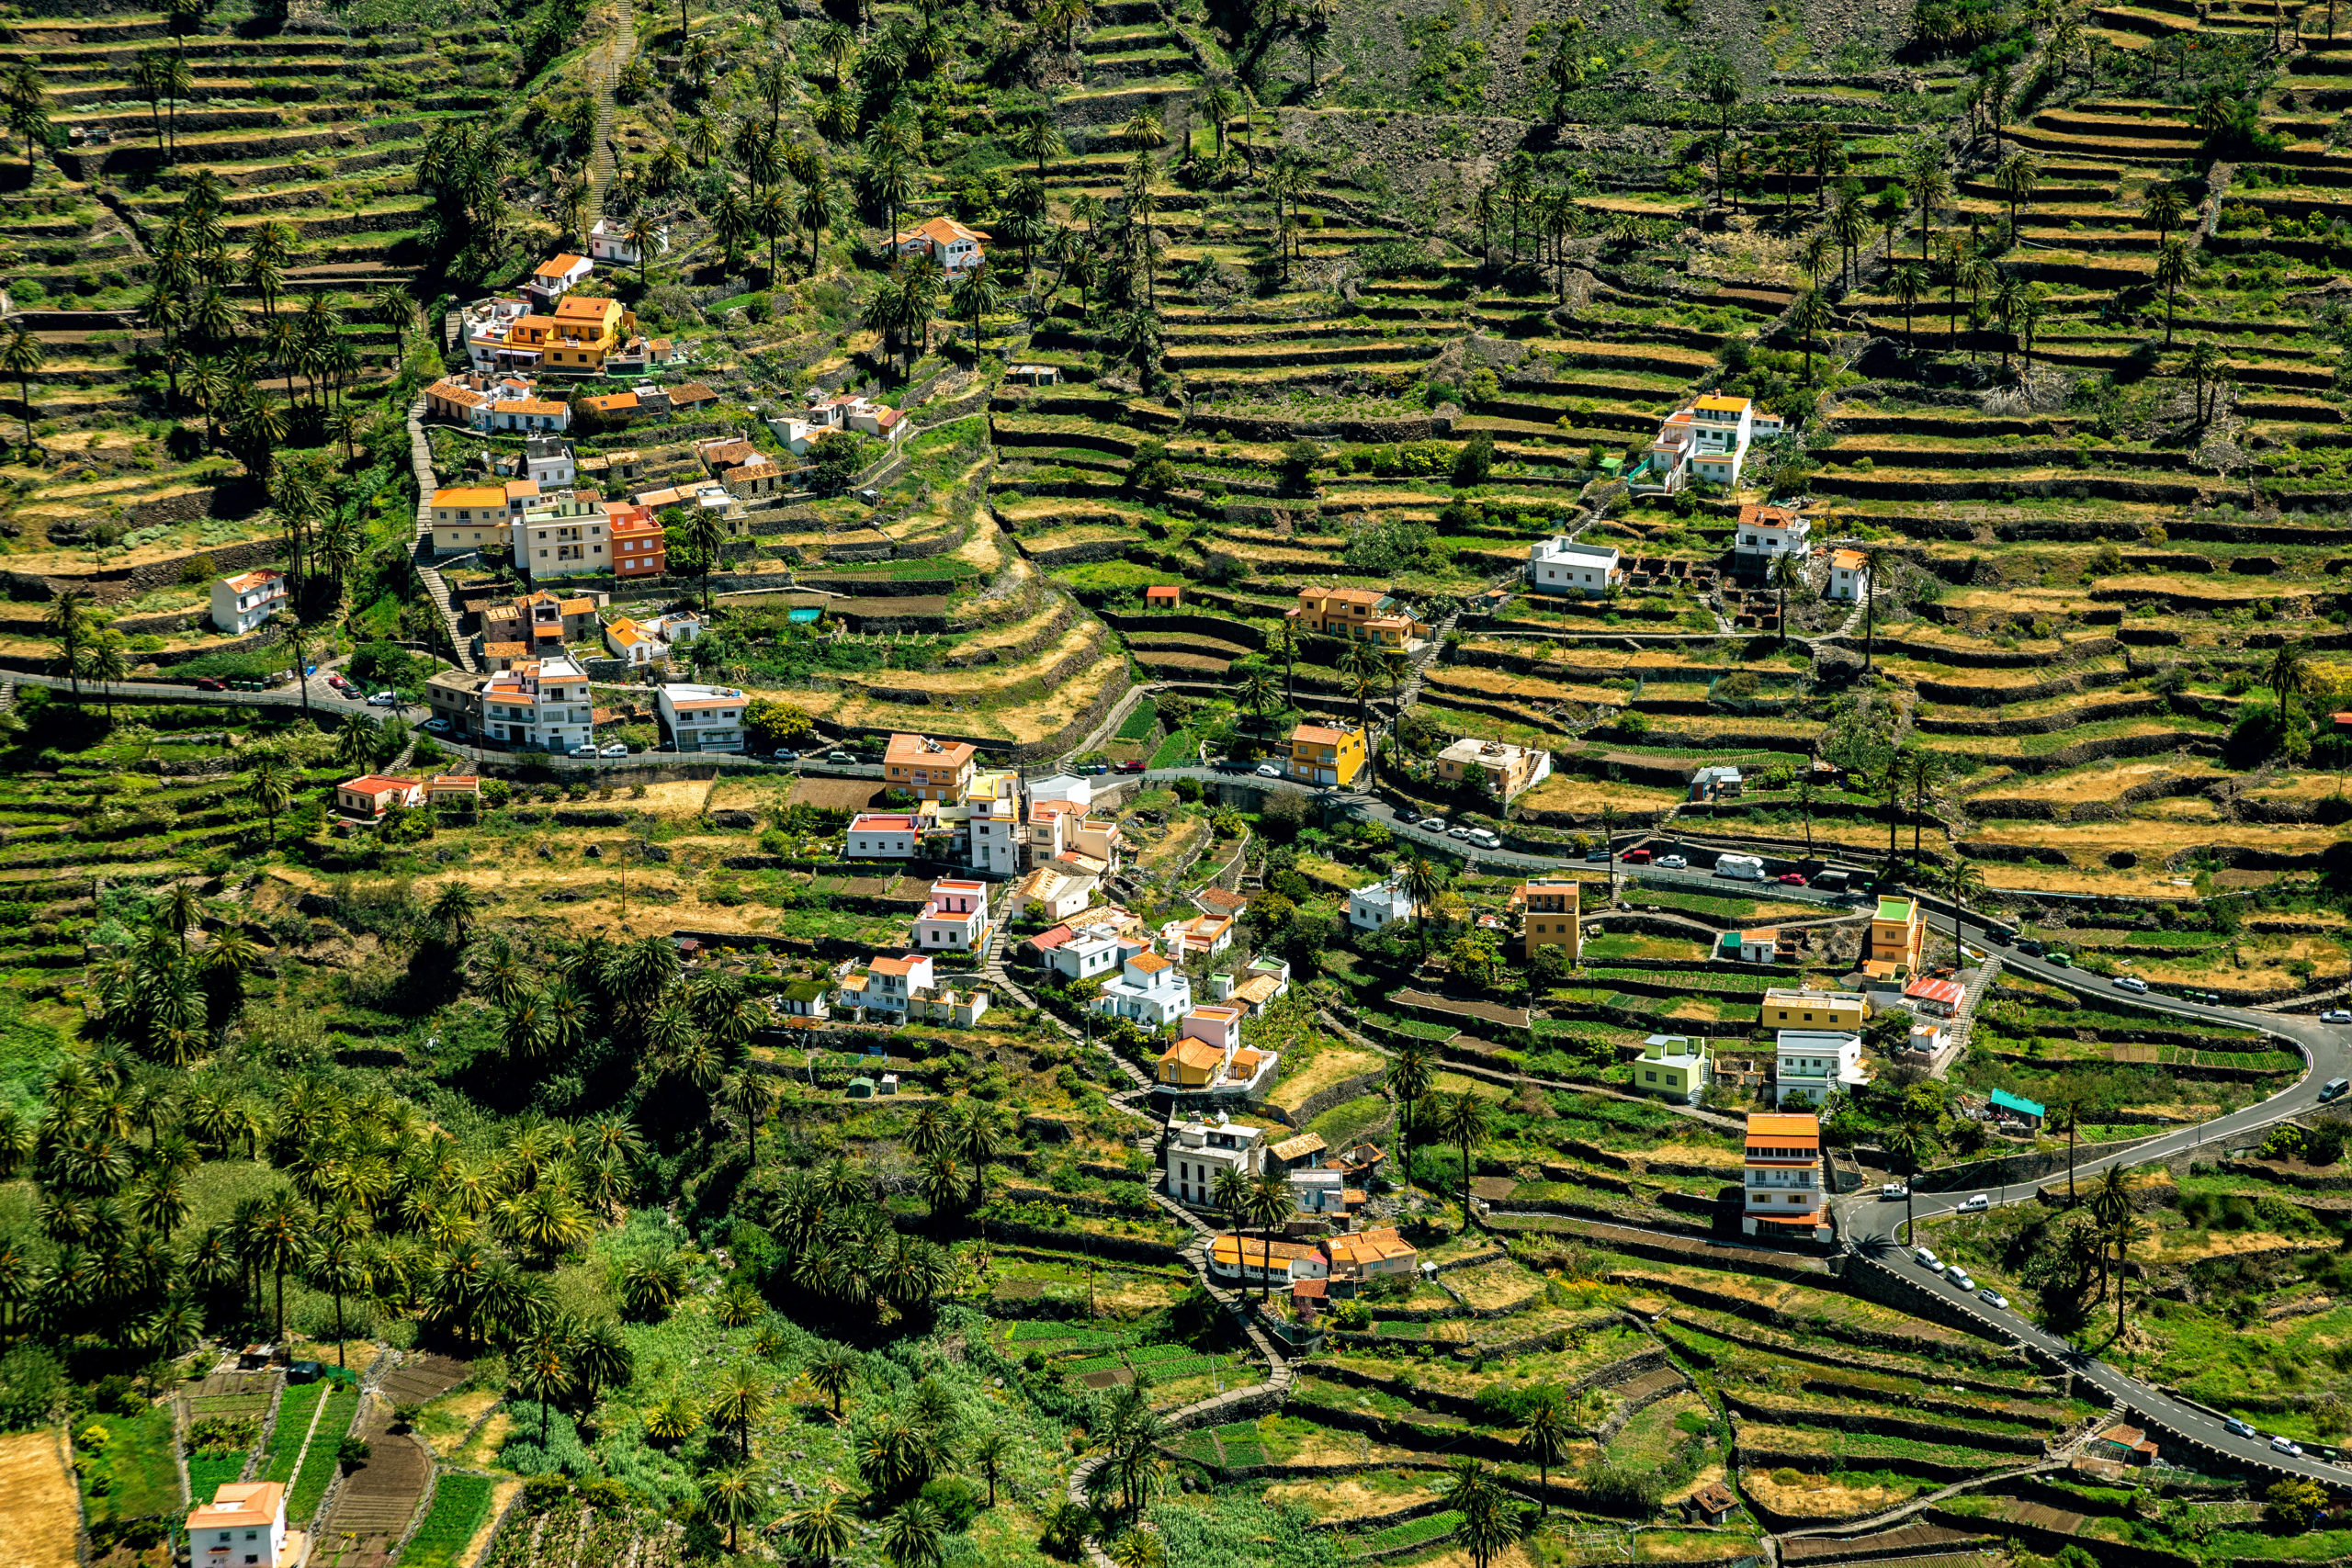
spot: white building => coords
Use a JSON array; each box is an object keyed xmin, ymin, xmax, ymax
[
  {"xmin": 604, "ymin": 616, "xmax": 666, "ymax": 667},
  {"xmin": 1828, "ymin": 547, "xmax": 1870, "ymax": 602},
  {"xmin": 1164, "ymin": 1112, "xmax": 1264, "ymax": 1208},
  {"xmin": 912, "ymin": 877, "xmax": 990, "ymax": 953},
  {"xmin": 1774, "ymin": 1030, "xmax": 1866, "ymax": 1107},
  {"xmin": 1527, "ymin": 536, "xmax": 1623, "ymax": 597},
  {"xmin": 1348, "ymin": 876, "xmax": 1418, "ymax": 933},
  {"xmin": 890, "ymin": 215, "xmax": 989, "ymax": 274},
  {"xmin": 521, "ymin": 435, "xmax": 575, "ymax": 491},
  {"xmin": 655, "ymin": 682, "xmax": 746, "ymax": 753},
  {"xmin": 1029, "ymin": 773, "xmax": 1092, "ymax": 811},
  {"xmin": 1735, "ymin": 503, "xmax": 1812, "ymax": 565},
  {"xmin": 209, "ymin": 569, "xmax": 288, "ymax": 635},
  {"xmin": 1634, "ymin": 396, "xmax": 1788, "ymax": 493},
  {"xmin": 189, "ymin": 1480, "xmax": 298, "ymax": 1568},
  {"xmin": 1012, "ymin": 864, "xmax": 1096, "ymax": 923},
  {"xmin": 524, "ymin": 253, "xmax": 594, "ymax": 303},
  {"xmin": 1044, "ymin": 923, "xmax": 1130, "ymax": 982},
  {"xmin": 479, "ymin": 656, "xmax": 595, "ymax": 753},
  {"xmin": 589, "ymin": 217, "xmax": 669, "ymax": 265},
  {"xmin": 1093, "ymin": 946, "xmax": 1193, "ymax": 1032},
  {"xmin": 513, "ymin": 499, "xmax": 611, "ymax": 579},
  {"xmin": 958, "ymin": 770, "xmax": 1025, "ymax": 874},
  {"xmin": 846, "ymin": 812, "xmax": 920, "ymax": 858},
  {"xmin": 833, "ymin": 953, "xmax": 933, "ymax": 1019}
]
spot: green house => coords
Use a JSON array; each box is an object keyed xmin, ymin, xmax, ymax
[{"xmin": 1636, "ymin": 1034, "xmax": 1712, "ymax": 1105}]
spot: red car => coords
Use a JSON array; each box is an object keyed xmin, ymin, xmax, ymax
[
  {"xmin": 195, "ymin": 676, "xmax": 225, "ymax": 691},
  {"xmin": 1778, "ymin": 872, "xmax": 1808, "ymax": 886},
  {"xmin": 1621, "ymin": 848, "xmax": 1653, "ymax": 864},
  {"xmin": 1114, "ymin": 760, "xmax": 1146, "ymax": 773}
]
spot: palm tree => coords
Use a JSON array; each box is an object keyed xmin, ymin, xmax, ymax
[
  {"xmin": 1790, "ymin": 288, "xmax": 1832, "ymax": 381},
  {"xmin": 2143, "ymin": 182, "xmax": 2188, "ymax": 247},
  {"xmin": 787, "ymin": 1497, "xmax": 852, "ymax": 1568},
  {"xmin": 2154, "ymin": 238, "xmax": 2191, "ymax": 348},
  {"xmin": 950, "ymin": 261, "xmax": 1002, "ymax": 350},
  {"xmin": 1519, "ymin": 1390, "xmax": 1572, "ymax": 1514},
  {"xmin": 1995, "ymin": 150, "xmax": 2040, "ymax": 236},
  {"xmin": 2266, "ymin": 638, "xmax": 2312, "ymax": 715},
  {"xmin": 2050, "ymin": 1099, "xmax": 2082, "ymax": 1202},
  {"xmin": 707, "ymin": 1360, "xmax": 768, "ymax": 1454},
  {"xmin": 1437, "ymin": 1090, "xmax": 1492, "ymax": 1230},
  {"xmin": 1008, "ymin": 108, "xmax": 1065, "ymax": 178},
  {"xmin": 1909, "ymin": 146, "xmax": 1951, "ymax": 264},
  {"xmin": 953, "ymin": 1102, "xmax": 1001, "ymax": 1210},
  {"xmin": 1267, "ymin": 616, "xmax": 1299, "ymax": 708},
  {"xmin": 1388, "ymin": 1037, "xmax": 1435, "ymax": 1196},
  {"xmin": 808, "ymin": 1340, "xmax": 857, "ymax": 1416},
  {"xmin": 1242, "ymin": 1169, "xmax": 1291, "ymax": 1303},
  {"xmin": 1891, "ymin": 261, "xmax": 1927, "ymax": 346},
  {"xmin": 882, "ymin": 1498, "xmax": 945, "ymax": 1568},
  {"xmin": 719, "ymin": 1073, "xmax": 775, "ymax": 1166},
  {"xmin": 1769, "ymin": 549, "xmax": 1804, "ymax": 646},
  {"xmin": 2088, "ymin": 1164, "xmax": 2136, "ymax": 1338},
  {"xmin": 42, "ymin": 586, "xmax": 92, "ymax": 703},
  {"xmin": 1210, "ymin": 1163, "xmax": 1250, "ymax": 1239},
  {"xmin": 1945, "ymin": 856, "xmax": 1986, "ymax": 964},
  {"xmin": 248, "ymin": 1189, "xmax": 313, "ymax": 1342},
  {"xmin": 243, "ymin": 750, "xmax": 296, "ymax": 846},
  {"xmin": 311, "ymin": 1239, "xmax": 367, "ymax": 1369},
  {"xmin": 1236, "ymin": 666, "xmax": 1277, "ymax": 728},
  {"xmin": 702, "ymin": 1469, "xmax": 755, "ymax": 1553},
  {"xmin": 1, "ymin": 326, "xmax": 43, "ymax": 448},
  {"xmin": 1398, "ymin": 851, "xmax": 1445, "ymax": 962}
]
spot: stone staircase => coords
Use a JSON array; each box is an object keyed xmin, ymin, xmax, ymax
[
  {"xmin": 583, "ymin": 8, "xmax": 634, "ymax": 231},
  {"xmin": 404, "ymin": 395, "xmax": 477, "ymax": 674}
]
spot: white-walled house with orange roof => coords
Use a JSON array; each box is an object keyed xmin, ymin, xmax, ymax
[
  {"xmin": 1093, "ymin": 945, "xmax": 1193, "ymax": 1032},
  {"xmin": 1827, "ymin": 547, "xmax": 1871, "ymax": 601},
  {"xmin": 913, "ymin": 877, "xmax": 991, "ymax": 953},
  {"xmin": 189, "ymin": 1480, "xmax": 304, "ymax": 1568}
]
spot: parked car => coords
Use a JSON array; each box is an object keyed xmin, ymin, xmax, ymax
[
  {"xmin": 1912, "ymin": 1246, "xmax": 1938, "ymax": 1268},
  {"xmin": 2272, "ymin": 1436, "xmax": 2304, "ymax": 1457},
  {"xmin": 1777, "ymin": 872, "xmax": 1808, "ymax": 886},
  {"xmin": 2224, "ymin": 1417, "xmax": 2256, "ymax": 1439},
  {"xmin": 568, "ymin": 744, "xmax": 599, "ymax": 759},
  {"xmin": 1948, "ymin": 1270, "xmax": 1976, "ymax": 1293},
  {"xmin": 771, "ymin": 749, "xmax": 800, "ymax": 761},
  {"xmin": 1978, "ymin": 1287, "xmax": 2010, "ymax": 1310},
  {"xmin": 1466, "ymin": 829, "xmax": 1501, "ymax": 850},
  {"xmin": 423, "ymin": 718, "xmax": 451, "ymax": 734},
  {"xmin": 2322, "ymin": 1010, "xmax": 2352, "ymax": 1025},
  {"xmin": 1254, "ymin": 762, "xmax": 1282, "ymax": 778},
  {"xmin": 1881, "ymin": 1181, "xmax": 1909, "ymax": 1200},
  {"xmin": 2014, "ymin": 939, "xmax": 2045, "ymax": 957},
  {"xmin": 1115, "ymin": 760, "xmax": 1146, "ymax": 773},
  {"xmin": 1657, "ymin": 854, "xmax": 1688, "ymax": 870},
  {"xmin": 2111, "ymin": 976, "xmax": 2149, "ymax": 994},
  {"xmin": 2045, "ymin": 952, "xmax": 2074, "ymax": 968},
  {"xmin": 827, "ymin": 751, "xmax": 855, "ymax": 764},
  {"xmin": 195, "ymin": 676, "xmax": 225, "ymax": 691},
  {"xmin": 1416, "ymin": 817, "xmax": 1446, "ymax": 832},
  {"xmin": 1622, "ymin": 848, "xmax": 1653, "ymax": 864},
  {"xmin": 368, "ymin": 692, "xmax": 399, "ymax": 707},
  {"xmin": 1923, "ymin": 1257, "xmax": 1947, "ymax": 1275},
  {"xmin": 600, "ymin": 742, "xmax": 628, "ymax": 758},
  {"xmin": 1447, "ymin": 825, "xmax": 1475, "ymax": 840},
  {"xmin": 1959, "ymin": 1193, "xmax": 1990, "ymax": 1213}
]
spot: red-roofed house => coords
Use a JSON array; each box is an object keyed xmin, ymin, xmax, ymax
[
  {"xmin": 847, "ymin": 812, "xmax": 921, "ymax": 858},
  {"xmin": 336, "ymin": 776, "xmax": 423, "ymax": 820},
  {"xmin": 890, "ymin": 215, "xmax": 989, "ymax": 273}
]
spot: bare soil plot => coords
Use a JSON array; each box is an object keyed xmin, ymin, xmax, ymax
[
  {"xmin": 786, "ymin": 776, "xmax": 888, "ymax": 812},
  {"xmin": 1267, "ymin": 1045, "xmax": 1385, "ymax": 1111},
  {"xmin": 0, "ymin": 1429, "xmax": 79, "ymax": 1568}
]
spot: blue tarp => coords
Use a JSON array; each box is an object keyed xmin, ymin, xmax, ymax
[{"xmin": 1989, "ymin": 1088, "xmax": 2045, "ymax": 1119}]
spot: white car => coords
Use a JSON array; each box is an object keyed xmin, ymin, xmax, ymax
[
  {"xmin": 2272, "ymin": 1436, "xmax": 2304, "ymax": 1457},
  {"xmin": 1978, "ymin": 1287, "xmax": 2009, "ymax": 1310},
  {"xmin": 600, "ymin": 742, "xmax": 628, "ymax": 758},
  {"xmin": 1466, "ymin": 829, "xmax": 1500, "ymax": 850},
  {"xmin": 568, "ymin": 744, "xmax": 599, "ymax": 759},
  {"xmin": 1254, "ymin": 762, "xmax": 1282, "ymax": 778},
  {"xmin": 1448, "ymin": 824, "xmax": 1474, "ymax": 840},
  {"xmin": 1959, "ymin": 1193, "xmax": 1990, "ymax": 1213},
  {"xmin": 1881, "ymin": 1181, "xmax": 1909, "ymax": 1200},
  {"xmin": 1949, "ymin": 1270, "xmax": 1976, "ymax": 1293},
  {"xmin": 367, "ymin": 691, "xmax": 399, "ymax": 707},
  {"xmin": 1417, "ymin": 817, "xmax": 1446, "ymax": 832},
  {"xmin": 422, "ymin": 717, "xmax": 450, "ymax": 733},
  {"xmin": 2322, "ymin": 1010, "xmax": 2352, "ymax": 1024},
  {"xmin": 1657, "ymin": 854, "xmax": 1688, "ymax": 870},
  {"xmin": 2111, "ymin": 976, "xmax": 2149, "ymax": 994}
]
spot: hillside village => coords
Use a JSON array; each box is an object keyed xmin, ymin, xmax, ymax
[{"xmin": 0, "ymin": 0, "xmax": 2350, "ymax": 1563}]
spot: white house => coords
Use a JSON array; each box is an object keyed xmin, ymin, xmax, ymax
[
  {"xmin": 1044, "ymin": 922, "xmax": 1129, "ymax": 981},
  {"xmin": 1164, "ymin": 1112, "xmax": 1264, "ymax": 1207},
  {"xmin": 524, "ymin": 253, "xmax": 593, "ymax": 304},
  {"xmin": 1348, "ymin": 876, "xmax": 1418, "ymax": 933},
  {"xmin": 1716, "ymin": 927, "xmax": 1780, "ymax": 964},
  {"xmin": 1528, "ymin": 536, "xmax": 1623, "ymax": 597},
  {"xmin": 1828, "ymin": 547, "xmax": 1870, "ymax": 602},
  {"xmin": 1735, "ymin": 503, "xmax": 1812, "ymax": 565},
  {"xmin": 479, "ymin": 655, "xmax": 595, "ymax": 754},
  {"xmin": 913, "ymin": 877, "xmax": 991, "ymax": 953},
  {"xmin": 833, "ymin": 953, "xmax": 934, "ymax": 1020},
  {"xmin": 589, "ymin": 217, "xmax": 669, "ymax": 265},
  {"xmin": 1012, "ymin": 864, "xmax": 1095, "ymax": 923},
  {"xmin": 603, "ymin": 615, "xmax": 667, "ymax": 666},
  {"xmin": 846, "ymin": 812, "xmax": 920, "ymax": 859},
  {"xmin": 521, "ymin": 435, "xmax": 575, "ymax": 491},
  {"xmin": 654, "ymin": 682, "xmax": 745, "ymax": 753},
  {"xmin": 1029, "ymin": 773, "xmax": 1092, "ymax": 810},
  {"xmin": 188, "ymin": 1481, "xmax": 297, "ymax": 1568},
  {"xmin": 210, "ymin": 569, "xmax": 288, "ymax": 635},
  {"xmin": 1774, "ymin": 1030, "xmax": 1866, "ymax": 1107},
  {"xmin": 891, "ymin": 215, "xmax": 989, "ymax": 274},
  {"xmin": 650, "ymin": 612, "xmax": 704, "ymax": 647},
  {"xmin": 1093, "ymin": 945, "xmax": 1193, "ymax": 1032}
]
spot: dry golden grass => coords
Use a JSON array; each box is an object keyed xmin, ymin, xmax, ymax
[
  {"xmin": 1269, "ymin": 1046, "xmax": 1387, "ymax": 1111},
  {"xmin": 2152, "ymin": 1230, "xmax": 2336, "ymax": 1264},
  {"xmin": 1970, "ymin": 818, "xmax": 2344, "ymax": 863},
  {"xmin": 1963, "ymin": 758, "xmax": 2226, "ymax": 805},
  {"xmin": 0, "ymin": 1429, "xmax": 80, "ymax": 1568},
  {"xmin": 1518, "ymin": 773, "xmax": 1689, "ymax": 813},
  {"xmin": 1741, "ymin": 1467, "xmax": 1915, "ymax": 1519},
  {"xmin": 457, "ymin": 1410, "xmax": 514, "ymax": 1470},
  {"xmin": 416, "ymin": 1388, "xmax": 499, "ymax": 1458},
  {"xmin": 797, "ymin": 646, "xmax": 1130, "ymax": 746},
  {"xmin": 1261, "ymin": 1475, "xmax": 1441, "ymax": 1523}
]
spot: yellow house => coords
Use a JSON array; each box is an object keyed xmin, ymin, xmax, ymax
[
  {"xmin": 1761, "ymin": 988, "xmax": 1867, "ymax": 1032},
  {"xmin": 546, "ymin": 295, "xmax": 628, "ymax": 369},
  {"xmin": 1286, "ymin": 586, "xmax": 1431, "ymax": 646},
  {"xmin": 428, "ymin": 485, "xmax": 515, "ymax": 557},
  {"xmin": 1868, "ymin": 896, "xmax": 1926, "ymax": 972},
  {"xmin": 1157, "ymin": 1036, "xmax": 1225, "ymax": 1088},
  {"xmin": 1521, "ymin": 879, "xmax": 1581, "ymax": 963},
  {"xmin": 1286, "ymin": 722, "xmax": 1366, "ymax": 788}
]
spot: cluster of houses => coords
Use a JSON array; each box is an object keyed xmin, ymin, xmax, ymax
[
  {"xmin": 333, "ymin": 772, "xmax": 481, "ymax": 822},
  {"xmin": 843, "ymin": 738, "xmax": 1125, "ymax": 886},
  {"xmin": 764, "ymin": 386, "xmax": 911, "ymax": 457},
  {"xmin": 1622, "ymin": 393, "xmax": 1788, "ymax": 496},
  {"xmin": 423, "ymin": 653, "xmax": 745, "ymax": 755}
]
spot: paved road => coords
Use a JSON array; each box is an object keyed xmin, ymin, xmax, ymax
[{"xmin": 1841, "ymin": 908, "xmax": 2352, "ymax": 1485}]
